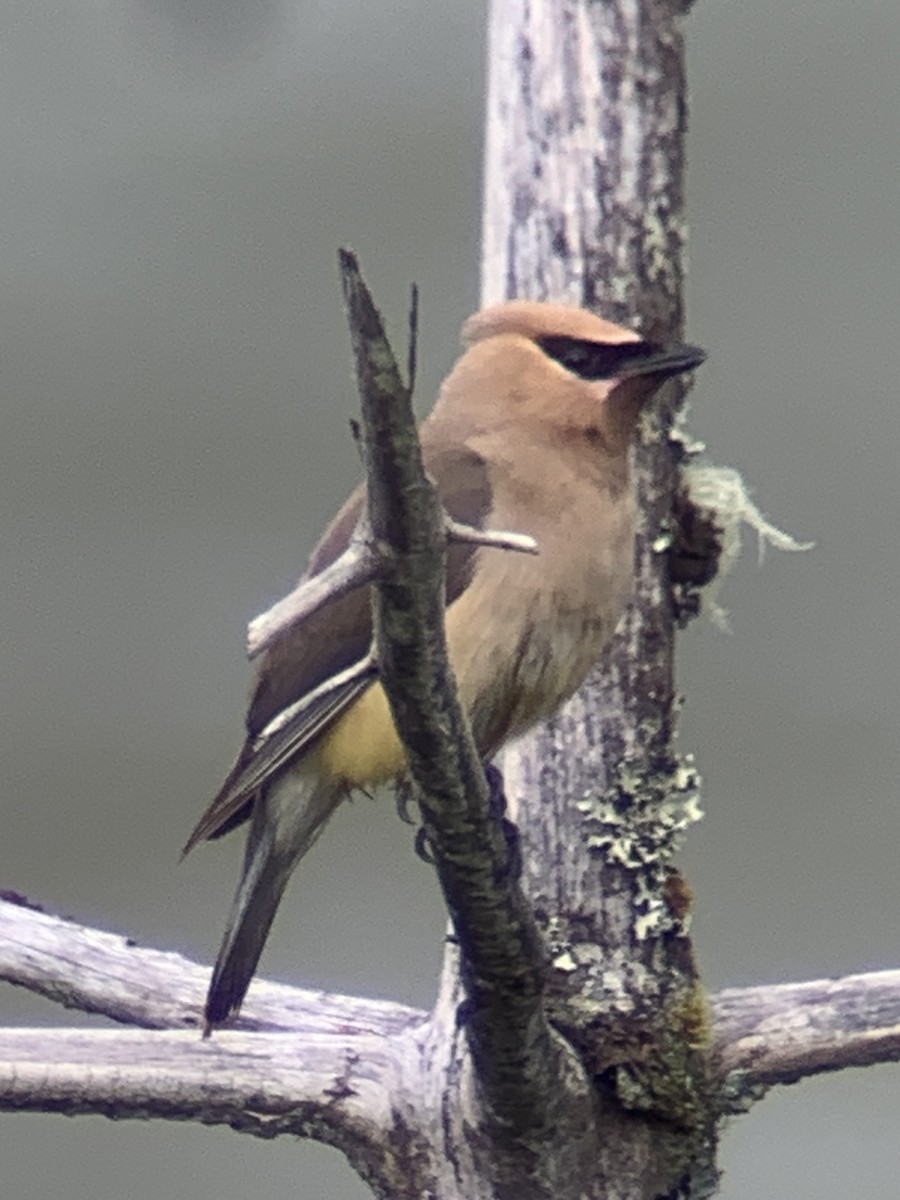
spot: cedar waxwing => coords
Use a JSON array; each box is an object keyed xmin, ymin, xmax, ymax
[{"xmin": 185, "ymin": 301, "xmax": 705, "ymax": 1032}]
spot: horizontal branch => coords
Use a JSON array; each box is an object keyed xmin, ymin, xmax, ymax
[
  {"xmin": 0, "ymin": 900, "xmax": 442, "ymax": 1191},
  {"xmin": 5, "ymin": 895, "xmax": 900, "ymax": 1134},
  {"xmin": 710, "ymin": 969, "xmax": 900, "ymax": 1108},
  {"xmin": 0, "ymin": 1026, "xmax": 399, "ymax": 1147},
  {"xmin": 0, "ymin": 898, "xmax": 426, "ymax": 1037}
]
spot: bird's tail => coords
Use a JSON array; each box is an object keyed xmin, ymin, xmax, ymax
[{"xmin": 203, "ymin": 768, "xmax": 342, "ymax": 1034}]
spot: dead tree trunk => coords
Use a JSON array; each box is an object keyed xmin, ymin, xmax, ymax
[{"xmin": 478, "ymin": 0, "xmax": 716, "ymax": 1193}]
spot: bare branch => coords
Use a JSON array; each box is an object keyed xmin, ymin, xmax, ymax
[
  {"xmin": 710, "ymin": 970, "xmax": 900, "ymax": 1108},
  {"xmin": 7, "ymin": 895, "xmax": 900, "ymax": 1190},
  {"xmin": 0, "ymin": 898, "xmax": 426, "ymax": 1037},
  {"xmin": 338, "ymin": 247, "xmax": 574, "ymax": 1139},
  {"xmin": 445, "ymin": 516, "xmax": 539, "ymax": 556},
  {"xmin": 246, "ymin": 520, "xmax": 377, "ymax": 659},
  {"xmin": 0, "ymin": 1025, "xmax": 401, "ymax": 1158},
  {"xmin": 406, "ymin": 281, "xmax": 419, "ymax": 397}
]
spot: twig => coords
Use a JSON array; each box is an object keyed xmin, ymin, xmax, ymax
[
  {"xmin": 407, "ymin": 282, "xmax": 419, "ymax": 397},
  {"xmin": 246, "ymin": 520, "xmax": 377, "ymax": 659},
  {"xmin": 246, "ymin": 505, "xmax": 537, "ymax": 666},
  {"xmin": 445, "ymin": 517, "xmax": 538, "ymax": 555}
]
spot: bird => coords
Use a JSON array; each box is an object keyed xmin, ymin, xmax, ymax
[{"xmin": 184, "ymin": 300, "xmax": 705, "ymax": 1033}]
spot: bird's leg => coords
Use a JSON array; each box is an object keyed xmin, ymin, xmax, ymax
[
  {"xmin": 395, "ymin": 780, "xmax": 419, "ymax": 826},
  {"xmin": 414, "ymin": 825, "xmax": 436, "ymax": 864}
]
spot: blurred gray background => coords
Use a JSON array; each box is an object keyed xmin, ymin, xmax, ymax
[{"xmin": 1, "ymin": 1, "xmax": 898, "ymax": 1196}]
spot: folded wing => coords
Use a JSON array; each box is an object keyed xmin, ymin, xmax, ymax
[{"xmin": 182, "ymin": 442, "xmax": 493, "ymax": 854}]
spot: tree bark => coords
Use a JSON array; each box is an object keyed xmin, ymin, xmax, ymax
[{"xmin": 482, "ymin": 0, "xmax": 715, "ymax": 1191}]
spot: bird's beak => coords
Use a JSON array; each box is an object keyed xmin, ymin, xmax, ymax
[{"xmin": 619, "ymin": 342, "xmax": 706, "ymax": 379}]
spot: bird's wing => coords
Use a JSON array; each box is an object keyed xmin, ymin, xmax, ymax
[{"xmin": 182, "ymin": 441, "xmax": 493, "ymax": 852}]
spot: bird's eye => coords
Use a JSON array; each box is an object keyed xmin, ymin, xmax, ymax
[
  {"xmin": 556, "ymin": 343, "xmax": 592, "ymax": 372},
  {"xmin": 538, "ymin": 336, "xmax": 662, "ymax": 381}
]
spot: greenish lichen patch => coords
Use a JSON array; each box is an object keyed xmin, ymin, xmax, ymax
[{"xmin": 577, "ymin": 754, "xmax": 702, "ymax": 938}]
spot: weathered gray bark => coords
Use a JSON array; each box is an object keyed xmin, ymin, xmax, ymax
[
  {"xmin": 482, "ymin": 0, "xmax": 714, "ymax": 1193},
  {"xmin": 5, "ymin": 899, "xmax": 900, "ymax": 1197}
]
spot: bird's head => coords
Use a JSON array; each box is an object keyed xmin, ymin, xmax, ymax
[{"xmin": 435, "ymin": 300, "xmax": 704, "ymax": 454}]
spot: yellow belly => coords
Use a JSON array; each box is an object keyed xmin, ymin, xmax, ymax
[{"xmin": 316, "ymin": 681, "xmax": 407, "ymax": 786}]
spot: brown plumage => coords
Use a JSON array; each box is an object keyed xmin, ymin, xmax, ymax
[{"xmin": 185, "ymin": 300, "xmax": 704, "ymax": 1032}]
